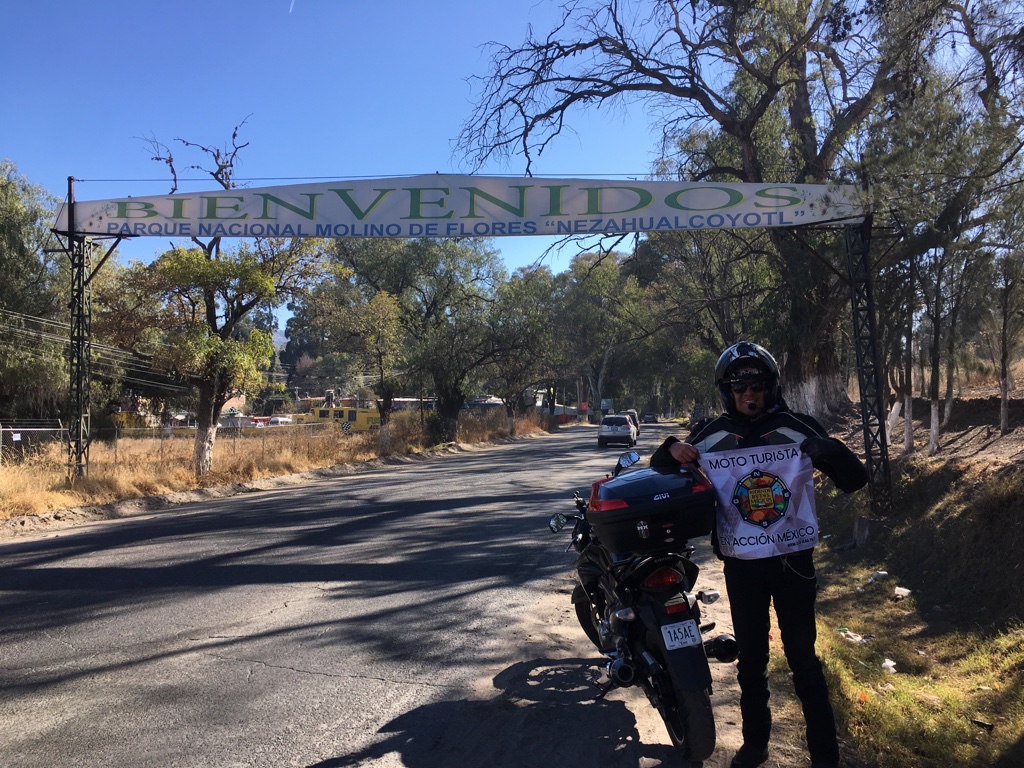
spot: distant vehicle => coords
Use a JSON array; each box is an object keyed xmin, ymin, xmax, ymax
[
  {"xmin": 294, "ymin": 406, "xmax": 380, "ymax": 432},
  {"xmin": 623, "ymin": 409, "xmax": 641, "ymax": 434},
  {"xmin": 268, "ymin": 416, "xmax": 293, "ymax": 426},
  {"xmin": 598, "ymin": 415, "xmax": 637, "ymax": 448},
  {"xmin": 642, "ymin": 413, "xmax": 659, "ymax": 424}
]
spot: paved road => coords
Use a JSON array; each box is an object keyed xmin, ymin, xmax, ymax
[{"xmin": 2, "ymin": 423, "xmax": 738, "ymax": 767}]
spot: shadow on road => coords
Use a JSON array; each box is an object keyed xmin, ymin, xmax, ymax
[{"xmin": 309, "ymin": 656, "xmax": 681, "ymax": 768}]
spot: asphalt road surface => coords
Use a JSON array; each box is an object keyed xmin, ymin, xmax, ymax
[{"xmin": 0, "ymin": 423, "xmax": 746, "ymax": 768}]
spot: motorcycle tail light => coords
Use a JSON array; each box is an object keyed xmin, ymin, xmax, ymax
[
  {"xmin": 665, "ymin": 600, "xmax": 690, "ymax": 615},
  {"xmin": 589, "ymin": 481, "xmax": 628, "ymax": 512},
  {"xmin": 690, "ymin": 472, "xmax": 714, "ymax": 494},
  {"xmin": 641, "ymin": 567, "xmax": 685, "ymax": 589}
]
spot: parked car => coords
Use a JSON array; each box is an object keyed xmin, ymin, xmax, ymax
[
  {"xmin": 642, "ymin": 412, "xmax": 659, "ymax": 423},
  {"xmin": 598, "ymin": 414, "xmax": 638, "ymax": 447}
]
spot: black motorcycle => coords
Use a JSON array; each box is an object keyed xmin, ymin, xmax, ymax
[{"xmin": 549, "ymin": 450, "xmax": 737, "ymax": 765}]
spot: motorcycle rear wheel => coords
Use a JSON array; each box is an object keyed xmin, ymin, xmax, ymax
[
  {"xmin": 572, "ymin": 584, "xmax": 605, "ymax": 649},
  {"xmin": 657, "ymin": 686, "xmax": 715, "ymax": 761},
  {"xmin": 646, "ymin": 632, "xmax": 716, "ymax": 761}
]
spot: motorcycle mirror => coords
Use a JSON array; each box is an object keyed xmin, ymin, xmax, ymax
[
  {"xmin": 548, "ymin": 513, "xmax": 569, "ymax": 533},
  {"xmin": 618, "ymin": 450, "xmax": 641, "ymax": 470}
]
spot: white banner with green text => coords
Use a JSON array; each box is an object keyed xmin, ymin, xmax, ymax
[{"xmin": 56, "ymin": 175, "xmax": 865, "ymax": 238}]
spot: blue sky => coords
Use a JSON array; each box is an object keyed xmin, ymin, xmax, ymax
[{"xmin": 3, "ymin": 0, "xmax": 659, "ymax": 276}]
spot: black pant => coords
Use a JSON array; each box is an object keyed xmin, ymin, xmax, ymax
[{"xmin": 723, "ymin": 549, "xmax": 839, "ymax": 765}]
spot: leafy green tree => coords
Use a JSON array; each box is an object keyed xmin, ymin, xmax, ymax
[
  {"xmin": 281, "ymin": 263, "xmax": 366, "ymax": 399},
  {"xmin": 980, "ymin": 188, "xmax": 1024, "ymax": 434},
  {"xmin": 172, "ymin": 238, "xmax": 323, "ymax": 474},
  {"xmin": 487, "ymin": 265, "xmax": 560, "ymax": 429},
  {"xmin": 141, "ymin": 126, "xmax": 329, "ymax": 474},
  {"xmin": 360, "ymin": 291, "xmax": 405, "ymax": 423},
  {"xmin": 0, "ymin": 159, "xmax": 64, "ymax": 317},
  {"xmin": 334, "ymin": 237, "xmax": 505, "ymax": 442},
  {"xmin": 0, "ymin": 160, "xmax": 69, "ymax": 420},
  {"xmin": 559, "ymin": 252, "xmax": 640, "ymax": 414}
]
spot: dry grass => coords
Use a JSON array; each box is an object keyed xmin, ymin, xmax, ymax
[
  {"xmin": 0, "ymin": 408, "xmax": 546, "ymax": 520},
  {"xmin": 795, "ymin": 409, "xmax": 1024, "ymax": 768}
]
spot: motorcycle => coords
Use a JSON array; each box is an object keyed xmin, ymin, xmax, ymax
[{"xmin": 549, "ymin": 450, "xmax": 737, "ymax": 765}]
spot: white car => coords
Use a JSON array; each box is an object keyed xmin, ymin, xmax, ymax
[{"xmin": 598, "ymin": 414, "xmax": 637, "ymax": 448}]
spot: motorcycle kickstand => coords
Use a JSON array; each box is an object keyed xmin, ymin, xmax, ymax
[{"xmin": 590, "ymin": 677, "xmax": 616, "ymax": 701}]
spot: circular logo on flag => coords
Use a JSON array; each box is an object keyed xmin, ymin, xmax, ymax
[{"xmin": 732, "ymin": 469, "xmax": 791, "ymax": 528}]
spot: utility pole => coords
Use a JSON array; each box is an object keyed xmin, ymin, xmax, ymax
[
  {"xmin": 845, "ymin": 217, "xmax": 893, "ymax": 516},
  {"xmin": 66, "ymin": 177, "xmax": 92, "ymax": 480}
]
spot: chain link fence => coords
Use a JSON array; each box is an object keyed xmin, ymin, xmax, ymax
[
  {"xmin": 0, "ymin": 423, "xmax": 68, "ymax": 465},
  {"xmin": 90, "ymin": 420, "xmax": 380, "ymax": 471}
]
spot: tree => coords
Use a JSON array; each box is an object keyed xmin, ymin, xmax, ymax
[
  {"xmin": 459, "ymin": 0, "xmax": 951, "ymax": 416},
  {"xmin": 0, "ymin": 160, "xmax": 69, "ymax": 420},
  {"xmin": 360, "ymin": 291, "xmax": 405, "ymax": 423},
  {"xmin": 981, "ymin": 187, "xmax": 1024, "ymax": 434},
  {"xmin": 281, "ymin": 262, "xmax": 368, "ymax": 399},
  {"xmin": 334, "ymin": 237, "xmax": 505, "ymax": 442},
  {"xmin": 142, "ymin": 123, "xmax": 327, "ymax": 475},
  {"xmin": 488, "ymin": 265, "xmax": 560, "ymax": 430},
  {"xmin": 863, "ymin": 1, "xmax": 1024, "ymax": 450},
  {"xmin": 0, "ymin": 159, "xmax": 64, "ymax": 317},
  {"xmin": 559, "ymin": 251, "xmax": 639, "ymax": 415}
]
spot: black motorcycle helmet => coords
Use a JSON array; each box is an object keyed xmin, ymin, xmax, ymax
[{"xmin": 714, "ymin": 341, "xmax": 782, "ymax": 414}]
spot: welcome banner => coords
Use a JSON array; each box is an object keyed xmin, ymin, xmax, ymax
[{"xmin": 55, "ymin": 175, "xmax": 865, "ymax": 239}]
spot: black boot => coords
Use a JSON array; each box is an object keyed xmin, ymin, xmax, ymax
[{"xmin": 729, "ymin": 745, "xmax": 769, "ymax": 768}]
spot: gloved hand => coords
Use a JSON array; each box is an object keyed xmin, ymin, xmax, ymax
[{"xmin": 800, "ymin": 436, "xmax": 841, "ymax": 462}]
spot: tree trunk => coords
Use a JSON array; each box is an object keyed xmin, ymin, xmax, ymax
[
  {"xmin": 193, "ymin": 375, "xmax": 226, "ymax": 477},
  {"xmin": 903, "ymin": 317, "xmax": 915, "ymax": 454},
  {"xmin": 375, "ymin": 390, "xmax": 394, "ymax": 426},
  {"xmin": 433, "ymin": 384, "xmax": 465, "ymax": 444},
  {"xmin": 928, "ymin": 399, "xmax": 941, "ymax": 455},
  {"xmin": 1000, "ymin": 304, "xmax": 1012, "ymax": 435},
  {"xmin": 375, "ymin": 423, "xmax": 390, "ymax": 455},
  {"xmin": 785, "ymin": 370, "xmax": 849, "ymax": 418},
  {"xmin": 927, "ymin": 290, "xmax": 942, "ymax": 455},
  {"xmin": 194, "ymin": 425, "xmax": 217, "ymax": 477},
  {"xmin": 1000, "ymin": 377, "xmax": 1009, "ymax": 435},
  {"xmin": 782, "ymin": 340, "xmax": 848, "ymax": 418},
  {"xmin": 942, "ymin": 339, "xmax": 956, "ymax": 428},
  {"xmin": 903, "ymin": 393, "xmax": 915, "ymax": 453},
  {"xmin": 887, "ymin": 398, "xmax": 902, "ymax": 440}
]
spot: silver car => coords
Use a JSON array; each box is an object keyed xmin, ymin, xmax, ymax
[{"xmin": 598, "ymin": 414, "xmax": 638, "ymax": 447}]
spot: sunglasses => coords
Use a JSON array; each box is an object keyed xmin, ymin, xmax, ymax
[{"xmin": 730, "ymin": 381, "xmax": 766, "ymax": 394}]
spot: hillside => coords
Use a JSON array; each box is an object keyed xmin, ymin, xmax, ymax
[{"xmin": 811, "ymin": 391, "xmax": 1024, "ymax": 767}]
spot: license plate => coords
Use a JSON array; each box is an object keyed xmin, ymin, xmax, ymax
[{"xmin": 661, "ymin": 619, "xmax": 701, "ymax": 650}]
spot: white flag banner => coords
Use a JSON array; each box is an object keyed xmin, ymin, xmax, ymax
[
  {"xmin": 54, "ymin": 175, "xmax": 865, "ymax": 238},
  {"xmin": 700, "ymin": 445, "xmax": 819, "ymax": 559}
]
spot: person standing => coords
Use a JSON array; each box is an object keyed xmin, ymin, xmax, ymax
[{"xmin": 651, "ymin": 341, "xmax": 867, "ymax": 768}]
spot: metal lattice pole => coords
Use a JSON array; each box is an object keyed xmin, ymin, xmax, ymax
[
  {"xmin": 67, "ymin": 177, "xmax": 91, "ymax": 480},
  {"xmin": 845, "ymin": 218, "xmax": 892, "ymax": 515}
]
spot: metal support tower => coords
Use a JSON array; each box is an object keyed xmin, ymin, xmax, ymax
[
  {"xmin": 845, "ymin": 217, "xmax": 892, "ymax": 515},
  {"xmin": 66, "ymin": 177, "xmax": 92, "ymax": 479}
]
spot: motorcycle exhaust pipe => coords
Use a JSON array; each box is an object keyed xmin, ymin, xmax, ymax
[
  {"xmin": 705, "ymin": 633, "xmax": 739, "ymax": 663},
  {"xmin": 608, "ymin": 658, "xmax": 638, "ymax": 686}
]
